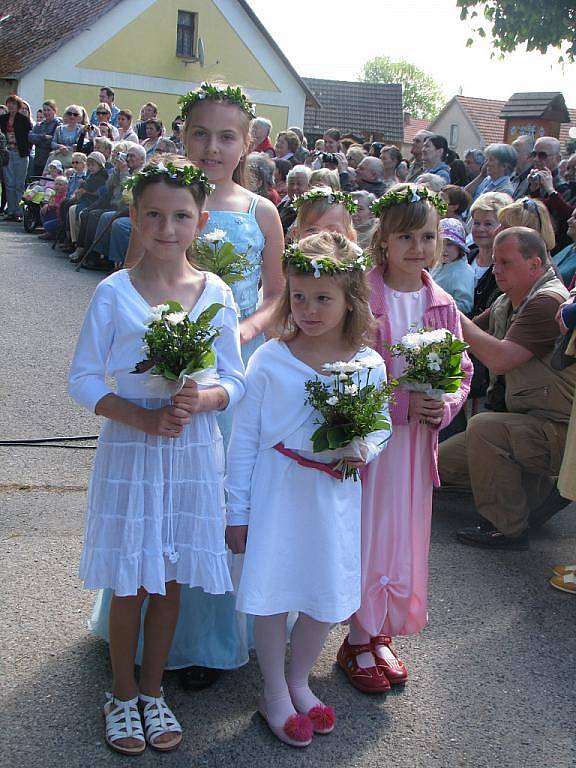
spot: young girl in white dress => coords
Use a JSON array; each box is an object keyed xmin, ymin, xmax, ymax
[
  {"xmin": 226, "ymin": 232, "xmax": 391, "ymax": 747},
  {"xmin": 68, "ymin": 159, "xmax": 245, "ymax": 755}
]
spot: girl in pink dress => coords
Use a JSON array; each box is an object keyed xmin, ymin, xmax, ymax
[{"xmin": 337, "ymin": 184, "xmax": 473, "ymax": 693}]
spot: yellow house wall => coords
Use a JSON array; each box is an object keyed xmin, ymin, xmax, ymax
[
  {"xmin": 44, "ymin": 80, "xmax": 288, "ymax": 136},
  {"xmin": 78, "ymin": 0, "xmax": 279, "ymax": 92}
]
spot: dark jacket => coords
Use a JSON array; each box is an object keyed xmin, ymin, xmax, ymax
[
  {"xmin": 0, "ymin": 112, "xmax": 33, "ymax": 158},
  {"xmin": 77, "ymin": 168, "xmax": 109, "ymax": 203},
  {"xmin": 29, "ymin": 117, "xmax": 62, "ymax": 167}
]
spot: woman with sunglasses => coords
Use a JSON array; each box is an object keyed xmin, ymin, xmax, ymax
[{"xmin": 51, "ymin": 105, "xmax": 87, "ymax": 168}]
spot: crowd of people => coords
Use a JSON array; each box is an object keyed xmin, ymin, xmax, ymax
[{"xmin": 3, "ymin": 82, "xmax": 576, "ymax": 755}]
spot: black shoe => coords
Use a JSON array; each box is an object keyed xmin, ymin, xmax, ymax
[
  {"xmin": 178, "ymin": 666, "xmax": 223, "ymax": 691},
  {"xmin": 529, "ymin": 486, "xmax": 571, "ymax": 529},
  {"xmin": 456, "ymin": 522, "xmax": 529, "ymax": 550}
]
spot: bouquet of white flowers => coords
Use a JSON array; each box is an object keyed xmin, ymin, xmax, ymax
[
  {"xmin": 131, "ymin": 300, "xmax": 223, "ymax": 396},
  {"xmin": 388, "ymin": 328, "xmax": 469, "ymax": 398},
  {"xmin": 191, "ymin": 229, "xmax": 252, "ymax": 286},
  {"xmin": 304, "ymin": 357, "xmax": 394, "ymax": 480}
]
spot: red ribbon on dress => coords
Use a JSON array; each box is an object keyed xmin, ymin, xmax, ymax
[{"xmin": 273, "ymin": 442, "xmax": 343, "ymax": 480}]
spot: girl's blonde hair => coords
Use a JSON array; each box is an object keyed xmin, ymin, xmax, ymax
[
  {"xmin": 371, "ymin": 183, "xmax": 441, "ymax": 269},
  {"xmin": 498, "ymin": 197, "xmax": 555, "ymax": 251},
  {"xmin": 295, "ymin": 190, "xmax": 355, "ymax": 238},
  {"xmin": 274, "ymin": 232, "xmax": 374, "ymax": 348},
  {"xmin": 469, "ymin": 191, "xmax": 513, "ymax": 216}
]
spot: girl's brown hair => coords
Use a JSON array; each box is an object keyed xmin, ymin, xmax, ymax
[
  {"xmin": 274, "ymin": 232, "xmax": 375, "ymax": 348},
  {"xmin": 131, "ymin": 155, "xmax": 209, "ymax": 212},
  {"xmin": 182, "ymin": 84, "xmax": 252, "ymax": 189},
  {"xmin": 371, "ymin": 183, "xmax": 441, "ymax": 270}
]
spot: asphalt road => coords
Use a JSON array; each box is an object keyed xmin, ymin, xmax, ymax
[{"xmin": 1, "ymin": 222, "xmax": 575, "ymax": 768}]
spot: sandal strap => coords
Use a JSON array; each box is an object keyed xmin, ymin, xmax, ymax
[
  {"xmin": 104, "ymin": 692, "xmax": 144, "ymax": 744},
  {"xmin": 139, "ymin": 690, "xmax": 182, "ymax": 745}
]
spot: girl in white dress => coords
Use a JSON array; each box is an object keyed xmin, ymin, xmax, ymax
[
  {"xmin": 225, "ymin": 232, "xmax": 391, "ymax": 748},
  {"xmin": 68, "ymin": 159, "xmax": 245, "ymax": 756}
]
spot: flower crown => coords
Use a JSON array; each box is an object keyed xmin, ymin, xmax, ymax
[
  {"xmin": 178, "ymin": 83, "xmax": 256, "ymax": 120},
  {"xmin": 283, "ymin": 244, "xmax": 371, "ymax": 279},
  {"xmin": 292, "ymin": 188, "xmax": 358, "ymax": 215},
  {"xmin": 370, "ymin": 185, "xmax": 447, "ymax": 217},
  {"xmin": 122, "ymin": 161, "xmax": 213, "ymax": 196}
]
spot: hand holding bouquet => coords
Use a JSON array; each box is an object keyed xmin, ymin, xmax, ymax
[
  {"xmin": 192, "ymin": 229, "xmax": 252, "ymax": 286},
  {"xmin": 389, "ymin": 328, "xmax": 469, "ymax": 399},
  {"xmin": 131, "ymin": 300, "xmax": 223, "ymax": 397},
  {"xmin": 304, "ymin": 358, "xmax": 394, "ymax": 480}
]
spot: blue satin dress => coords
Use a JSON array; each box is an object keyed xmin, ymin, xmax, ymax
[{"xmin": 89, "ymin": 194, "xmax": 265, "ymax": 669}]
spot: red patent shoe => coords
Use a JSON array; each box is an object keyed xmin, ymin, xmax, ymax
[
  {"xmin": 371, "ymin": 635, "xmax": 408, "ymax": 684},
  {"xmin": 337, "ymin": 636, "xmax": 391, "ymax": 693}
]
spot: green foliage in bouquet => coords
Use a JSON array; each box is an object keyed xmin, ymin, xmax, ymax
[
  {"xmin": 132, "ymin": 300, "xmax": 223, "ymax": 381},
  {"xmin": 191, "ymin": 231, "xmax": 252, "ymax": 286},
  {"xmin": 389, "ymin": 329, "xmax": 469, "ymax": 393}
]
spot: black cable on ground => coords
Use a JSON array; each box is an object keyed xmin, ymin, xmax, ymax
[{"xmin": 0, "ymin": 435, "xmax": 98, "ymax": 448}]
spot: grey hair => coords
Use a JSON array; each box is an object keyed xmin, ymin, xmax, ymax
[
  {"xmin": 465, "ymin": 148, "xmax": 485, "ymax": 165},
  {"xmin": 414, "ymin": 129, "xmax": 434, "ymax": 141},
  {"xmin": 351, "ymin": 190, "xmax": 376, "ymax": 207},
  {"xmin": 537, "ymin": 136, "xmax": 561, "ymax": 154},
  {"xmin": 495, "ymin": 226, "xmax": 548, "ymax": 266},
  {"xmin": 94, "ymin": 136, "xmax": 113, "ymax": 151},
  {"xmin": 155, "ymin": 138, "xmax": 177, "ymax": 153},
  {"xmin": 247, "ymin": 151, "xmax": 275, "ymax": 187},
  {"xmin": 287, "ymin": 164, "xmax": 312, "ymax": 182},
  {"xmin": 512, "ymin": 134, "xmax": 534, "ymax": 153},
  {"xmin": 125, "ymin": 143, "xmax": 146, "ymax": 160},
  {"xmin": 485, "ymin": 143, "xmax": 518, "ymax": 175},
  {"xmin": 252, "ymin": 116, "xmax": 272, "ymax": 135},
  {"xmin": 415, "ymin": 173, "xmax": 447, "ymax": 192}
]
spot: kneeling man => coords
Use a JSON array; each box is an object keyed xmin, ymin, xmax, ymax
[{"xmin": 439, "ymin": 227, "xmax": 576, "ymax": 549}]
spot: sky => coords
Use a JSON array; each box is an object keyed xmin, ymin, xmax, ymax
[{"xmin": 246, "ymin": 0, "xmax": 575, "ymax": 105}]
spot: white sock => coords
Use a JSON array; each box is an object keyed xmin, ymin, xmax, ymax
[
  {"xmin": 348, "ymin": 616, "xmax": 376, "ymax": 669},
  {"xmin": 254, "ymin": 614, "xmax": 295, "ymax": 727},
  {"xmin": 286, "ymin": 613, "xmax": 332, "ymax": 713}
]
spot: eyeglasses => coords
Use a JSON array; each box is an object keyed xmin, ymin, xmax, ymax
[
  {"xmin": 65, "ymin": 112, "xmax": 80, "ymax": 117},
  {"xmin": 530, "ymin": 151, "xmax": 549, "ymax": 160},
  {"xmin": 96, "ymin": 111, "xmax": 109, "ymax": 115},
  {"xmin": 71, "ymin": 161, "xmax": 83, "ymax": 165}
]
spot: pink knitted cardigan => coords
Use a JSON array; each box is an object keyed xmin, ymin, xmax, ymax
[{"xmin": 367, "ymin": 266, "xmax": 473, "ymax": 486}]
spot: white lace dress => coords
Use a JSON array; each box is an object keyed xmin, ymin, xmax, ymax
[{"xmin": 68, "ymin": 270, "xmax": 245, "ymax": 597}]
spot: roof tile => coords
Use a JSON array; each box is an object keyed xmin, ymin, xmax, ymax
[{"xmin": 303, "ymin": 78, "xmax": 404, "ymax": 142}]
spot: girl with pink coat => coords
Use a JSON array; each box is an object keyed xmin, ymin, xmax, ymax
[{"xmin": 337, "ymin": 184, "xmax": 472, "ymax": 692}]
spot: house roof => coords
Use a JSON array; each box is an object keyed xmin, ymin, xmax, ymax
[
  {"xmin": 0, "ymin": 0, "xmax": 319, "ymax": 108},
  {"xmin": 0, "ymin": 0, "xmax": 124, "ymax": 77},
  {"xmin": 403, "ymin": 115, "xmax": 430, "ymax": 145},
  {"xmin": 500, "ymin": 92, "xmax": 570, "ymax": 122},
  {"xmin": 302, "ymin": 78, "xmax": 404, "ymax": 142},
  {"xmin": 453, "ymin": 95, "xmax": 507, "ymax": 146},
  {"xmin": 559, "ymin": 108, "xmax": 576, "ymax": 151}
]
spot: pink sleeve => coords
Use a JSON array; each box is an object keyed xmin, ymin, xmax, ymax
[
  {"xmin": 438, "ymin": 304, "xmax": 473, "ymax": 431},
  {"xmin": 390, "ymin": 389, "xmax": 410, "ymax": 425}
]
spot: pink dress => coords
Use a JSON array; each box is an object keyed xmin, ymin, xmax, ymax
[{"xmin": 355, "ymin": 268, "xmax": 473, "ymax": 637}]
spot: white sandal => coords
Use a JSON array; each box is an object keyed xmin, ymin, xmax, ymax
[
  {"xmin": 139, "ymin": 689, "xmax": 182, "ymax": 752},
  {"xmin": 103, "ymin": 692, "xmax": 146, "ymax": 756}
]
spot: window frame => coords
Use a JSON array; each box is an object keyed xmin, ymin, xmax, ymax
[{"xmin": 176, "ymin": 10, "xmax": 198, "ymax": 59}]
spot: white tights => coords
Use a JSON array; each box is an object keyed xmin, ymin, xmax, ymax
[{"xmin": 254, "ymin": 613, "xmax": 332, "ymax": 727}]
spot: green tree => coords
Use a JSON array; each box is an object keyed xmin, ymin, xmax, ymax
[
  {"xmin": 457, "ymin": 0, "xmax": 576, "ymax": 61},
  {"xmin": 359, "ymin": 57, "xmax": 446, "ymax": 120}
]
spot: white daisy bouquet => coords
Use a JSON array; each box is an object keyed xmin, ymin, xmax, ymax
[
  {"xmin": 388, "ymin": 328, "xmax": 469, "ymax": 398},
  {"xmin": 131, "ymin": 300, "xmax": 223, "ymax": 395},
  {"xmin": 191, "ymin": 229, "xmax": 252, "ymax": 285},
  {"xmin": 304, "ymin": 357, "xmax": 394, "ymax": 480}
]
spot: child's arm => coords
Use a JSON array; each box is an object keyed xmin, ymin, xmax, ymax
[
  {"xmin": 68, "ymin": 283, "xmax": 189, "ymax": 436},
  {"xmin": 438, "ymin": 304, "xmax": 473, "ymax": 431},
  {"xmin": 225, "ymin": 354, "xmax": 265, "ymax": 553},
  {"xmin": 241, "ymin": 198, "xmax": 285, "ymax": 343},
  {"xmin": 173, "ymin": 290, "xmax": 246, "ymax": 416},
  {"xmin": 343, "ymin": 361, "xmax": 392, "ymax": 466}
]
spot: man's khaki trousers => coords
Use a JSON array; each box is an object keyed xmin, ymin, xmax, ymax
[{"xmin": 438, "ymin": 412, "xmax": 566, "ymax": 537}]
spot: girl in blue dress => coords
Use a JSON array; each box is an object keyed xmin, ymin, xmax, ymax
[{"xmin": 90, "ymin": 83, "xmax": 284, "ymax": 683}]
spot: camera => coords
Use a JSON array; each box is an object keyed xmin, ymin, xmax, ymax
[
  {"xmin": 529, "ymin": 170, "xmax": 541, "ymax": 182},
  {"xmin": 320, "ymin": 152, "xmax": 338, "ymax": 165},
  {"xmin": 118, "ymin": 152, "xmax": 128, "ymax": 160}
]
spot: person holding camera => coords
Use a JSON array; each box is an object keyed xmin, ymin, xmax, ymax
[{"xmin": 528, "ymin": 137, "xmax": 574, "ymax": 254}]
